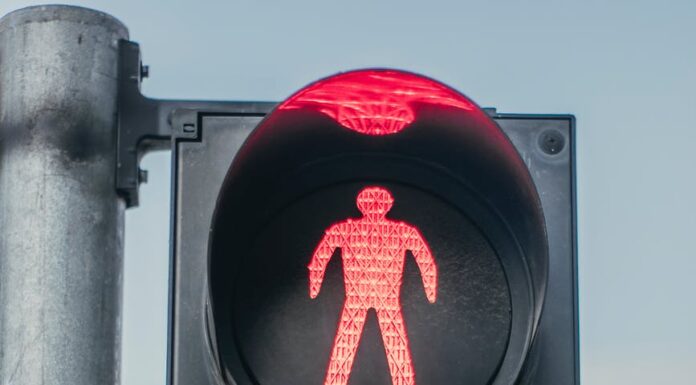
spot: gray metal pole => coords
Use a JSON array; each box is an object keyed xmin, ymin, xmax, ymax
[{"xmin": 0, "ymin": 5, "xmax": 128, "ymax": 385}]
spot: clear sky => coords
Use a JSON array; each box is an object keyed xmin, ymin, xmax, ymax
[{"xmin": 1, "ymin": 1, "xmax": 695, "ymax": 384}]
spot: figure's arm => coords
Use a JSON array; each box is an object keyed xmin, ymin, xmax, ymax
[
  {"xmin": 407, "ymin": 226, "xmax": 438, "ymax": 303},
  {"xmin": 308, "ymin": 224, "xmax": 342, "ymax": 299}
]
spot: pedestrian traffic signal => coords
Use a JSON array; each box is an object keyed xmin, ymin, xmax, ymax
[
  {"xmin": 188, "ymin": 69, "xmax": 577, "ymax": 385},
  {"xmin": 0, "ymin": 6, "xmax": 577, "ymax": 385}
]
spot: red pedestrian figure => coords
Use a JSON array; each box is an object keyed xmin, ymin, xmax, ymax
[{"xmin": 308, "ymin": 186, "xmax": 438, "ymax": 385}]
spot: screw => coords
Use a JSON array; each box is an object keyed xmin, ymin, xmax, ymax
[
  {"xmin": 538, "ymin": 129, "xmax": 565, "ymax": 155},
  {"xmin": 140, "ymin": 64, "xmax": 150, "ymax": 79},
  {"xmin": 138, "ymin": 168, "xmax": 149, "ymax": 184},
  {"xmin": 183, "ymin": 123, "xmax": 196, "ymax": 133}
]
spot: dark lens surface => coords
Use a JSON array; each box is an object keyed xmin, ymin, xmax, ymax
[{"xmin": 223, "ymin": 182, "xmax": 511, "ymax": 385}]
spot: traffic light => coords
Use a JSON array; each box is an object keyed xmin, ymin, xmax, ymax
[{"xmin": 167, "ymin": 69, "xmax": 577, "ymax": 385}]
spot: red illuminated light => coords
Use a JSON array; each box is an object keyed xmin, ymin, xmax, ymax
[
  {"xmin": 308, "ymin": 186, "xmax": 438, "ymax": 385},
  {"xmin": 280, "ymin": 70, "xmax": 474, "ymax": 135}
]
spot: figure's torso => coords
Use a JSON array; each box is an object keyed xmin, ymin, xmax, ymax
[{"xmin": 336, "ymin": 219, "xmax": 412, "ymax": 308}]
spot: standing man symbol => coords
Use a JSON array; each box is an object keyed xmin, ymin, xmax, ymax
[{"xmin": 308, "ymin": 186, "xmax": 438, "ymax": 385}]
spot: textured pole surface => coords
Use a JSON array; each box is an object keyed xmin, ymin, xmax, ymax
[{"xmin": 0, "ymin": 5, "xmax": 127, "ymax": 384}]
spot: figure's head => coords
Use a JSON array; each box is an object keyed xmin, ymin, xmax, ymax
[{"xmin": 356, "ymin": 186, "xmax": 394, "ymax": 217}]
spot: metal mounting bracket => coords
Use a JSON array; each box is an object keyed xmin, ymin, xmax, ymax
[{"xmin": 116, "ymin": 40, "xmax": 274, "ymax": 207}]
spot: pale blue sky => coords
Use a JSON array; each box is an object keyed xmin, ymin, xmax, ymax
[{"xmin": 2, "ymin": 1, "xmax": 695, "ymax": 384}]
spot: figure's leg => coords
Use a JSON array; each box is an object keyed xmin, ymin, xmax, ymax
[
  {"xmin": 324, "ymin": 303, "xmax": 368, "ymax": 385},
  {"xmin": 376, "ymin": 307, "xmax": 415, "ymax": 385}
]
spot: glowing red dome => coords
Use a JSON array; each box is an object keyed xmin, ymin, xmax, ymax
[{"xmin": 278, "ymin": 70, "xmax": 475, "ymax": 135}]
